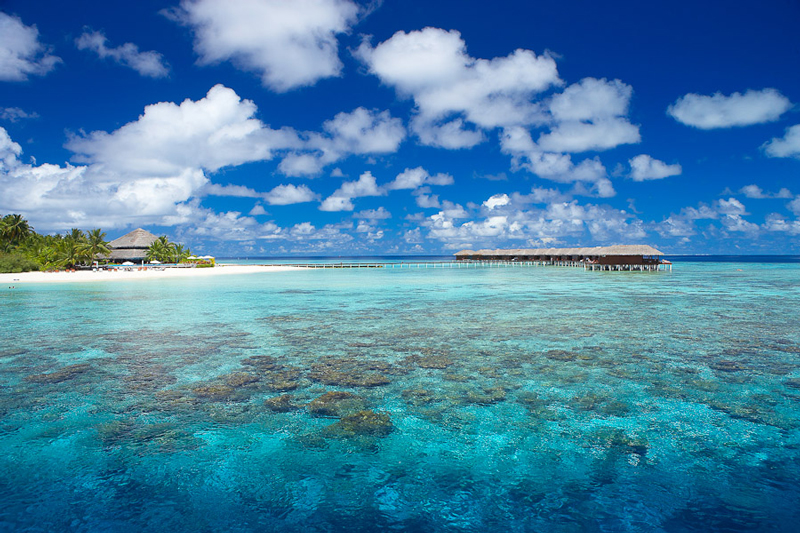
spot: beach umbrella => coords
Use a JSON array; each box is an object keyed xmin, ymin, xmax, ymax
[
  {"xmin": 149, "ymin": 260, "xmax": 161, "ymax": 264},
  {"xmin": 201, "ymin": 255, "xmax": 214, "ymax": 259},
  {"xmin": 122, "ymin": 261, "xmax": 134, "ymax": 266},
  {"xmin": 188, "ymin": 256, "xmax": 198, "ymax": 260}
]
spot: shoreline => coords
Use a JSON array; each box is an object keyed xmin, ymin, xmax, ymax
[{"xmin": 0, "ymin": 264, "xmax": 298, "ymax": 285}]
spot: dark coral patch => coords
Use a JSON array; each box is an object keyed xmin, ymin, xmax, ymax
[
  {"xmin": 223, "ymin": 372, "xmax": 261, "ymax": 387},
  {"xmin": 328, "ymin": 410, "xmax": 394, "ymax": 437},
  {"xmin": 264, "ymin": 394, "xmax": 298, "ymax": 413},
  {"xmin": 307, "ymin": 391, "xmax": 366, "ymax": 418},
  {"xmin": 26, "ymin": 363, "xmax": 92, "ymax": 384},
  {"xmin": 544, "ymin": 350, "xmax": 577, "ymax": 362},
  {"xmin": 710, "ymin": 360, "xmax": 747, "ymax": 372}
]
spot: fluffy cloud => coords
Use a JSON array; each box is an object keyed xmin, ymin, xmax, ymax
[
  {"xmin": 278, "ymin": 153, "xmax": 326, "ymax": 177},
  {"xmin": 668, "ymin": 89, "xmax": 792, "ymax": 129},
  {"xmin": 355, "ymin": 207, "xmax": 391, "ymax": 220},
  {"xmin": 264, "ymin": 184, "xmax": 318, "ymax": 205},
  {"xmin": 3, "ymin": 85, "xmax": 411, "ymax": 229},
  {"xmin": 422, "ymin": 197, "xmax": 645, "ymax": 248},
  {"xmin": 656, "ymin": 198, "xmax": 762, "ymax": 240},
  {"xmin": 203, "ymin": 183, "xmax": 262, "ymax": 197},
  {"xmin": 716, "ymin": 198, "xmax": 747, "ymax": 216},
  {"xmin": 169, "ymin": 0, "xmax": 359, "ymax": 91},
  {"xmin": 788, "ymin": 197, "xmax": 800, "ymax": 216},
  {"xmin": 319, "ymin": 107, "xmax": 405, "ymax": 154},
  {"xmin": 386, "ymin": 166, "xmax": 453, "ymax": 190},
  {"xmin": 319, "ymin": 171, "xmax": 384, "ymax": 211},
  {"xmin": 357, "ymin": 27, "xmax": 560, "ymax": 147},
  {"xmin": 201, "ymin": 181, "xmax": 319, "ymax": 207},
  {"xmin": 1, "ymin": 85, "xmax": 303, "ymax": 229},
  {"xmin": 414, "ymin": 190, "xmax": 441, "ymax": 209},
  {"xmin": 76, "ymin": 30, "xmax": 169, "ymax": 78},
  {"xmin": 1, "ymin": 107, "xmax": 38, "ymax": 122},
  {"xmin": 166, "ymin": 202, "xmax": 358, "ymax": 249},
  {"xmin": 629, "ymin": 154, "xmax": 682, "ymax": 181},
  {"xmin": 358, "ymin": 28, "xmax": 639, "ymax": 194},
  {"xmin": 0, "ymin": 12, "xmax": 61, "ymax": 81},
  {"xmin": 522, "ymin": 187, "xmax": 571, "ymax": 204},
  {"xmin": 483, "ymin": 193, "xmax": 510, "ymax": 210},
  {"xmin": 762, "ymin": 214, "xmax": 800, "ymax": 236},
  {"xmin": 249, "ymin": 204, "xmax": 267, "ymax": 216},
  {"xmin": 537, "ymin": 78, "xmax": 640, "ymax": 153},
  {"xmin": 501, "ymin": 127, "xmax": 614, "ymax": 197},
  {"xmin": 720, "ymin": 214, "xmax": 760, "ymax": 235},
  {"xmin": 739, "ymin": 184, "xmax": 792, "ymax": 199},
  {"xmin": 67, "ymin": 84, "xmax": 300, "ymax": 174},
  {"xmin": 281, "ymin": 107, "xmax": 406, "ymax": 176},
  {"xmin": 537, "ymin": 118, "xmax": 640, "ymax": 153},
  {"xmin": 0, "ymin": 126, "xmax": 22, "ymax": 168},
  {"xmin": 762, "ymin": 124, "xmax": 800, "ymax": 159}
]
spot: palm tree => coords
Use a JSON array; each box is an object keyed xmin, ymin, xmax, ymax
[
  {"xmin": 1, "ymin": 214, "xmax": 33, "ymax": 252},
  {"xmin": 64, "ymin": 228, "xmax": 93, "ymax": 266},
  {"xmin": 147, "ymin": 236, "xmax": 173, "ymax": 263},
  {"xmin": 79, "ymin": 229, "xmax": 111, "ymax": 263},
  {"xmin": 55, "ymin": 238, "xmax": 82, "ymax": 269},
  {"xmin": 173, "ymin": 243, "xmax": 191, "ymax": 263}
]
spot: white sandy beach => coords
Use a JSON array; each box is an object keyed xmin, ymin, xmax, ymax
[{"xmin": 0, "ymin": 264, "xmax": 297, "ymax": 285}]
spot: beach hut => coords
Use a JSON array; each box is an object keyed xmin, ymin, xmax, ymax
[{"xmin": 105, "ymin": 228, "xmax": 158, "ymax": 263}]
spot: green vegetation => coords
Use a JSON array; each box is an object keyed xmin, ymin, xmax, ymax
[
  {"xmin": 146, "ymin": 235, "xmax": 194, "ymax": 264},
  {"xmin": 1, "ymin": 214, "xmax": 199, "ymax": 273},
  {"xmin": 0, "ymin": 214, "xmax": 114, "ymax": 272},
  {"xmin": 0, "ymin": 253, "xmax": 40, "ymax": 273}
]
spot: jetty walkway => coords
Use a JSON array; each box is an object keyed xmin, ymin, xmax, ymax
[{"xmin": 235, "ymin": 260, "xmax": 671, "ymax": 271}]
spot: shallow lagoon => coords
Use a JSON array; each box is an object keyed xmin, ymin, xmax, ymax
[{"xmin": 1, "ymin": 262, "xmax": 799, "ymax": 532}]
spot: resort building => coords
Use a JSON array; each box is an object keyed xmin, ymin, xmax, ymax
[
  {"xmin": 455, "ymin": 245, "xmax": 669, "ymax": 271},
  {"xmin": 105, "ymin": 228, "xmax": 158, "ymax": 263}
]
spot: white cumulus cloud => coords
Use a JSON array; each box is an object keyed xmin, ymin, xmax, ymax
[
  {"xmin": 0, "ymin": 12, "xmax": 61, "ymax": 81},
  {"xmin": 169, "ymin": 0, "xmax": 359, "ymax": 92},
  {"xmin": 320, "ymin": 171, "xmax": 384, "ymax": 211},
  {"xmin": 1, "ymin": 107, "xmax": 38, "ymax": 122},
  {"xmin": 67, "ymin": 84, "xmax": 300, "ymax": 174},
  {"xmin": 355, "ymin": 207, "xmax": 391, "ymax": 220},
  {"xmin": 538, "ymin": 78, "xmax": 640, "ymax": 153},
  {"xmin": 386, "ymin": 166, "xmax": 454, "ymax": 190},
  {"xmin": 357, "ymin": 27, "xmax": 560, "ymax": 147},
  {"xmin": 629, "ymin": 154, "xmax": 682, "ymax": 181},
  {"xmin": 76, "ymin": 30, "xmax": 169, "ymax": 78},
  {"xmin": 281, "ymin": 107, "xmax": 406, "ymax": 176},
  {"xmin": 483, "ymin": 193, "xmax": 510, "ymax": 210},
  {"xmin": 739, "ymin": 184, "xmax": 792, "ymax": 199},
  {"xmin": 762, "ymin": 124, "xmax": 800, "ymax": 159},
  {"xmin": 668, "ymin": 88, "xmax": 792, "ymax": 129},
  {"xmin": 264, "ymin": 184, "xmax": 318, "ymax": 205},
  {"xmin": 0, "ymin": 85, "xmax": 304, "ymax": 229},
  {"xmin": 501, "ymin": 127, "xmax": 614, "ymax": 197},
  {"xmin": 788, "ymin": 197, "xmax": 800, "ymax": 216}
]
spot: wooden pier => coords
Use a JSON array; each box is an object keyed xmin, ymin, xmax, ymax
[
  {"xmin": 455, "ymin": 244, "xmax": 672, "ymax": 272},
  {"xmin": 229, "ymin": 260, "xmax": 671, "ymax": 271}
]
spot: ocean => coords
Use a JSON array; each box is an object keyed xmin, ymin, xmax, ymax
[{"xmin": 1, "ymin": 259, "xmax": 799, "ymax": 532}]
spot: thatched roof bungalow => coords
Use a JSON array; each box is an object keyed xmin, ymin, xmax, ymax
[
  {"xmin": 455, "ymin": 245, "xmax": 664, "ymax": 265},
  {"xmin": 105, "ymin": 228, "xmax": 158, "ymax": 262}
]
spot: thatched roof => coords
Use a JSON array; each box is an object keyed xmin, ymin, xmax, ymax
[
  {"xmin": 106, "ymin": 248, "xmax": 149, "ymax": 260},
  {"xmin": 456, "ymin": 244, "xmax": 664, "ymax": 257},
  {"xmin": 108, "ymin": 228, "xmax": 158, "ymax": 250}
]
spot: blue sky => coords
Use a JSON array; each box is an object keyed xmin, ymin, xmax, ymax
[{"xmin": 1, "ymin": 0, "xmax": 798, "ymax": 255}]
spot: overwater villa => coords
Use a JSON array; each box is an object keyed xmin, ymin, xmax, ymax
[
  {"xmin": 105, "ymin": 228, "xmax": 158, "ymax": 263},
  {"xmin": 455, "ymin": 245, "xmax": 671, "ymax": 271}
]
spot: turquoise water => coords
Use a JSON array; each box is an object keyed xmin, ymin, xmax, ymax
[{"xmin": 1, "ymin": 263, "xmax": 799, "ymax": 532}]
